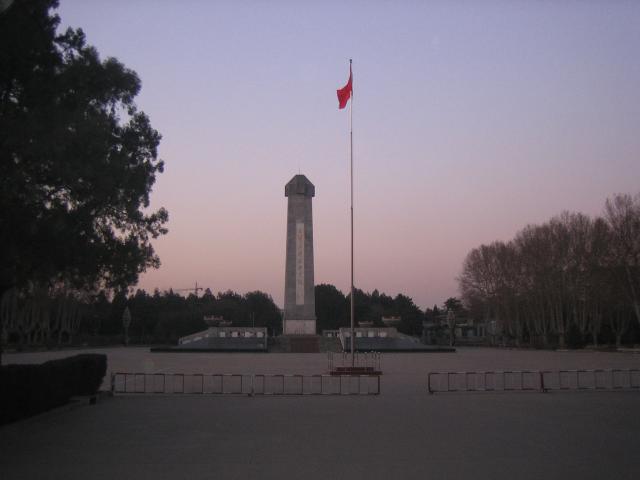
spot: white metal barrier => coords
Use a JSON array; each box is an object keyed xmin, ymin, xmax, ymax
[
  {"xmin": 111, "ymin": 372, "xmax": 380, "ymax": 396},
  {"xmin": 540, "ymin": 369, "xmax": 640, "ymax": 391},
  {"xmin": 427, "ymin": 369, "xmax": 640, "ymax": 394}
]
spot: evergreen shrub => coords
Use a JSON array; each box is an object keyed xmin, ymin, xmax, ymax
[{"xmin": 0, "ymin": 354, "xmax": 107, "ymax": 424}]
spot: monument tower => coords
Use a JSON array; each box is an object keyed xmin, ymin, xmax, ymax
[{"xmin": 283, "ymin": 174, "xmax": 316, "ymax": 335}]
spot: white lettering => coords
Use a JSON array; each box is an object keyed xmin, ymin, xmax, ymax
[{"xmin": 296, "ymin": 222, "xmax": 305, "ymax": 305}]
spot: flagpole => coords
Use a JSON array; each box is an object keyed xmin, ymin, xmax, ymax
[{"xmin": 349, "ymin": 59, "xmax": 355, "ymax": 367}]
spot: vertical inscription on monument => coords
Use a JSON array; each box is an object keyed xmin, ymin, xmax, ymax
[{"xmin": 295, "ymin": 222, "xmax": 305, "ymax": 305}]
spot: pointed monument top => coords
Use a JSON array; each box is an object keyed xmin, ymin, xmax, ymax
[{"xmin": 285, "ymin": 174, "xmax": 315, "ymax": 198}]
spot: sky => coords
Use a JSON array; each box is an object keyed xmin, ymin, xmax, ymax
[{"xmin": 57, "ymin": 1, "xmax": 640, "ymax": 309}]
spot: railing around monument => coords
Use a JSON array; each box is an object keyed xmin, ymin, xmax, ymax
[
  {"xmin": 110, "ymin": 372, "xmax": 380, "ymax": 396},
  {"xmin": 427, "ymin": 369, "xmax": 640, "ymax": 394},
  {"xmin": 328, "ymin": 351, "xmax": 382, "ymax": 371}
]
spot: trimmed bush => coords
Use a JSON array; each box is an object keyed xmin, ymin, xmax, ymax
[{"xmin": 0, "ymin": 354, "xmax": 107, "ymax": 425}]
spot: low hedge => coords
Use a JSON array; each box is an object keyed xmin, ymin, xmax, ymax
[{"xmin": 1, "ymin": 353, "xmax": 107, "ymax": 425}]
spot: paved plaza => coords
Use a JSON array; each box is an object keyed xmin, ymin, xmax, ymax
[{"xmin": 2, "ymin": 347, "xmax": 640, "ymax": 479}]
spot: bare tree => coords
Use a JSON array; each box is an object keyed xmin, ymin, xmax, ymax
[
  {"xmin": 459, "ymin": 192, "xmax": 640, "ymax": 348},
  {"xmin": 605, "ymin": 193, "xmax": 640, "ymax": 327}
]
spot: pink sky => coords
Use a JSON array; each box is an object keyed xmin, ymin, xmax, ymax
[{"xmin": 59, "ymin": 1, "xmax": 640, "ymax": 308}]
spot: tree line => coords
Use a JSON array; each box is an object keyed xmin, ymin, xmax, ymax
[
  {"xmin": 2, "ymin": 287, "xmax": 283, "ymax": 347},
  {"xmin": 2, "ymin": 283, "xmax": 441, "ymax": 348},
  {"xmin": 459, "ymin": 193, "xmax": 640, "ymax": 347},
  {"xmin": 315, "ymin": 284, "xmax": 425, "ymax": 335},
  {"xmin": 77, "ymin": 288, "xmax": 282, "ymax": 345}
]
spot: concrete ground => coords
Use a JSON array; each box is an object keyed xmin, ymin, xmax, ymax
[{"xmin": 2, "ymin": 347, "xmax": 639, "ymax": 479}]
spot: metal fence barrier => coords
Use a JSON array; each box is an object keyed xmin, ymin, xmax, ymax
[
  {"xmin": 427, "ymin": 369, "xmax": 640, "ymax": 394},
  {"xmin": 540, "ymin": 369, "xmax": 640, "ymax": 392},
  {"xmin": 111, "ymin": 373, "xmax": 253, "ymax": 395},
  {"xmin": 252, "ymin": 374, "xmax": 379, "ymax": 395},
  {"xmin": 111, "ymin": 372, "xmax": 380, "ymax": 396},
  {"xmin": 427, "ymin": 370, "xmax": 541, "ymax": 394}
]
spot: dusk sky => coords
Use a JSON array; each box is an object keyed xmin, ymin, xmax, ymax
[{"xmin": 58, "ymin": 1, "xmax": 640, "ymax": 309}]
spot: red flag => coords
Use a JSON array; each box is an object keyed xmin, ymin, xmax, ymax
[{"xmin": 337, "ymin": 64, "xmax": 352, "ymax": 109}]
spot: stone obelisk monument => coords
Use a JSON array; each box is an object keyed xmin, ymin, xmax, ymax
[{"xmin": 283, "ymin": 174, "xmax": 316, "ymax": 335}]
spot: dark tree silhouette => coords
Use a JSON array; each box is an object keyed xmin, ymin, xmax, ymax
[
  {"xmin": 315, "ymin": 284, "xmax": 348, "ymax": 331},
  {"xmin": 0, "ymin": 0, "xmax": 168, "ymax": 296}
]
